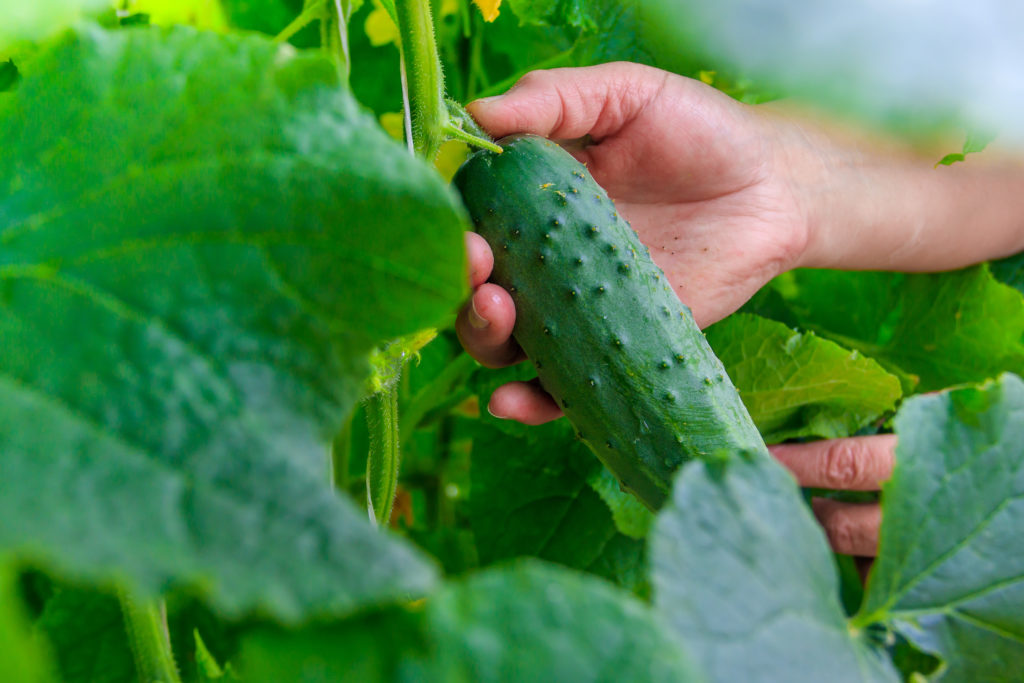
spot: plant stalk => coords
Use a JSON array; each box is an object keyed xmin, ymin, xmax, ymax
[
  {"xmin": 394, "ymin": 0, "xmax": 447, "ymax": 160},
  {"xmin": 118, "ymin": 590, "xmax": 181, "ymax": 683},
  {"xmin": 366, "ymin": 384, "xmax": 401, "ymax": 526}
]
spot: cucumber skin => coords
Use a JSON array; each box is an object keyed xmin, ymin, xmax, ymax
[{"xmin": 454, "ymin": 134, "xmax": 768, "ymax": 510}]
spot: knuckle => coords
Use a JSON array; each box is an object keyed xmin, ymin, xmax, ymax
[{"xmin": 819, "ymin": 440, "xmax": 862, "ymax": 489}]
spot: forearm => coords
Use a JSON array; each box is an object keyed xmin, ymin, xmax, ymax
[{"xmin": 774, "ymin": 111, "xmax": 1024, "ymax": 272}]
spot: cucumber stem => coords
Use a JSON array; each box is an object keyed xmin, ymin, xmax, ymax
[
  {"xmin": 394, "ymin": 0, "xmax": 447, "ymax": 159},
  {"xmin": 366, "ymin": 384, "xmax": 401, "ymax": 526},
  {"xmin": 118, "ymin": 589, "xmax": 181, "ymax": 683}
]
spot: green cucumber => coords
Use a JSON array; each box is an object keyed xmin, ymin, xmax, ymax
[{"xmin": 453, "ymin": 134, "xmax": 769, "ymax": 510}]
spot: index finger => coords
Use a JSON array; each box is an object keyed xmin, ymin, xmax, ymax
[{"xmin": 466, "ymin": 62, "xmax": 671, "ymax": 142}]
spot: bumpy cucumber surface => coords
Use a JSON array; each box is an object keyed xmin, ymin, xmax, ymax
[{"xmin": 454, "ymin": 134, "xmax": 768, "ymax": 510}]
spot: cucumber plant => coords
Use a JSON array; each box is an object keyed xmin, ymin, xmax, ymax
[{"xmin": 1, "ymin": 1, "xmax": 1023, "ymax": 682}]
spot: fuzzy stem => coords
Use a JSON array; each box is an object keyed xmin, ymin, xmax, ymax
[
  {"xmin": 394, "ymin": 0, "xmax": 447, "ymax": 160},
  {"xmin": 365, "ymin": 384, "xmax": 401, "ymax": 526},
  {"xmin": 118, "ymin": 590, "xmax": 181, "ymax": 683}
]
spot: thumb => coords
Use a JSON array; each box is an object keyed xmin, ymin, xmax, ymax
[{"xmin": 466, "ymin": 62, "xmax": 670, "ymax": 141}]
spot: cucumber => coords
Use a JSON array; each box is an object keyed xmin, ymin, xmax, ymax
[{"xmin": 453, "ymin": 134, "xmax": 768, "ymax": 510}]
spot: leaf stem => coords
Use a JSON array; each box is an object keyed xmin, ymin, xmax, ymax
[
  {"xmin": 366, "ymin": 384, "xmax": 401, "ymax": 526},
  {"xmin": 394, "ymin": 0, "xmax": 447, "ymax": 159},
  {"xmin": 273, "ymin": 0, "xmax": 327, "ymax": 44},
  {"xmin": 118, "ymin": 589, "xmax": 181, "ymax": 683}
]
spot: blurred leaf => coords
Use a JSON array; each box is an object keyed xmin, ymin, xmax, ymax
[
  {"xmin": 0, "ymin": 563, "xmax": 54, "ymax": 682},
  {"xmin": 241, "ymin": 561, "xmax": 705, "ymax": 682},
  {"xmin": 857, "ymin": 374, "xmax": 1024, "ymax": 679},
  {"xmin": 935, "ymin": 129, "xmax": 996, "ymax": 167},
  {"xmin": 776, "ymin": 267, "xmax": 1024, "ymax": 393},
  {"xmin": 0, "ymin": 24, "xmax": 468, "ymax": 621},
  {"xmin": 707, "ymin": 313, "xmax": 902, "ymax": 443},
  {"xmin": 0, "ymin": 59, "xmax": 18, "ymax": 92},
  {"xmin": 124, "ymin": 0, "xmax": 227, "ymax": 29},
  {"xmin": 0, "ymin": 0, "xmax": 109, "ymax": 48},
  {"xmin": 651, "ymin": 453, "xmax": 899, "ymax": 682}
]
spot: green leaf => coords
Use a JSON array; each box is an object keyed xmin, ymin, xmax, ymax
[
  {"xmin": 706, "ymin": 313, "xmax": 902, "ymax": 443},
  {"xmin": 0, "ymin": 563, "xmax": 54, "ymax": 682},
  {"xmin": 935, "ymin": 130, "xmax": 995, "ymax": 167},
  {"xmin": 651, "ymin": 453, "xmax": 899, "ymax": 682},
  {"xmin": 0, "ymin": 0, "xmax": 109, "ymax": 48},
  {"xmin": 777, "ymin": 267, "xmax": 1024, "ymax": 393},
  {"xmin": 241, "ymin": 561, "xmax": 705, "ymax": 682},
  {"xmin": 856, "ymin": 374, "xmax": 1024, "ymax": 678},
  {"xmin": 587, "ymin": 466, "xmax": 653, "ymax": 540},
  {"xmin": 35, "ymin": 588, "xmax": 134, "ymax": 683},
  {"xmin": 0, "ymin": 25, "xmax": 467, "ymax": 621}
]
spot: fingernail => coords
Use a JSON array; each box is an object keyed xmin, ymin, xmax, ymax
[
  {"xmin": 486, "ymin": 401, "xmax": 508, "ymax": 420},
  {"xmin": 468, "ymin": 298, "xmax": 490, "ymax": 329},
  {"xmin": 467, "ymin": 95, "xmax": 503, "ymax": 112}
]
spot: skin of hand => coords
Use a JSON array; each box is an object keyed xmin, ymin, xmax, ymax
[{"xmin": 455, "ymin": 61, "xmax": 1024, "ymax": 557}]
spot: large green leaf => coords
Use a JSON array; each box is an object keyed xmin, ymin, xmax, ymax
[
  {"xmin": 857, "ymin": 374, "xmax": 1024, "ymax": 679},
  {"xmin": 241, "ymin": 561, "xmax": 704, "ymax": 682},
  {"xmin": 0, "ymin": 25, "xmax": 468, "ymax": 621},
  {"xmin": 776, "ymin": 268, "xmax": 1024, "ymax": 392},
  {"xmin": 650, "ymin": 453, "xmax": 898, "ymax": 682},
  {"xmin": 707, "ymin": 313, "xmax": 901, "ymax": 443}
]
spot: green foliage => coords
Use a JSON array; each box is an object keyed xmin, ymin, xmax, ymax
[
  {"xmin": 240, "ymin": 561, "xmax": 705, "ymax": 681},
  {"xmin": 858, "ymin": 374, "xmax": 1024, "ymax": 679},
  {"xmin": 770, "ymin": 267, "xmax": 1024, "ymax": 392},
  {"xmin": 936, "ymin": 129, "xmax": 996, "ymax": 167},
  {"xmin": 0, "ymin": 24, "xmax": 464, "ymax": 621},
  {"xmin": 3, "ymin": 1, "xmax": 1024, "ymax": 681},
  {"xmin": 651, "ymin": 452, "xmax": 899, "ymax": 682},
  {"xmin": 707, "ymin": 313, "xmax": 902, "ymax": 443}
]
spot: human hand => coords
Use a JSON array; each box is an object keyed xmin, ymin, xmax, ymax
[
  {"xmin": 770, "ymin": 435, "xmax": 896, "ymax": 558},
  {"xmin": 456, "ymin": 62, "xmax": 813, "ymax": 423}
]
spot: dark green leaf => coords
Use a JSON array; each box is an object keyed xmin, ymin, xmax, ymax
[
  {"xmin": 0, "ymin": 25, "xmax": 466, "ymax": 621},
  {"xmin": 241, "ymin": 561, "xmax": 704, "ymax": 682},
  {"xmin": 706, "ymin": 313, "xmax": 902, "ymax": 443},
  {"xmin": 777, "ymin": 268, "xmax": 1024, "ymax": 392},
  {"xmin": 989, "ymin": 252, "xmax": 1024, "ymax": 296},
  {"xmin": 857, "ymin": 374, "xmax": 1024, "ymax": 679},
  {"xmin": 35, "ymin": 588, "xmax": 134, "ymax": 683},
  {"xmin": 468, "ymin": 418, "xmax": 647, "ymax": 590},
  {"xmin": 651, "ymin": 453, "xmax": 898, "ymax": 682}
]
